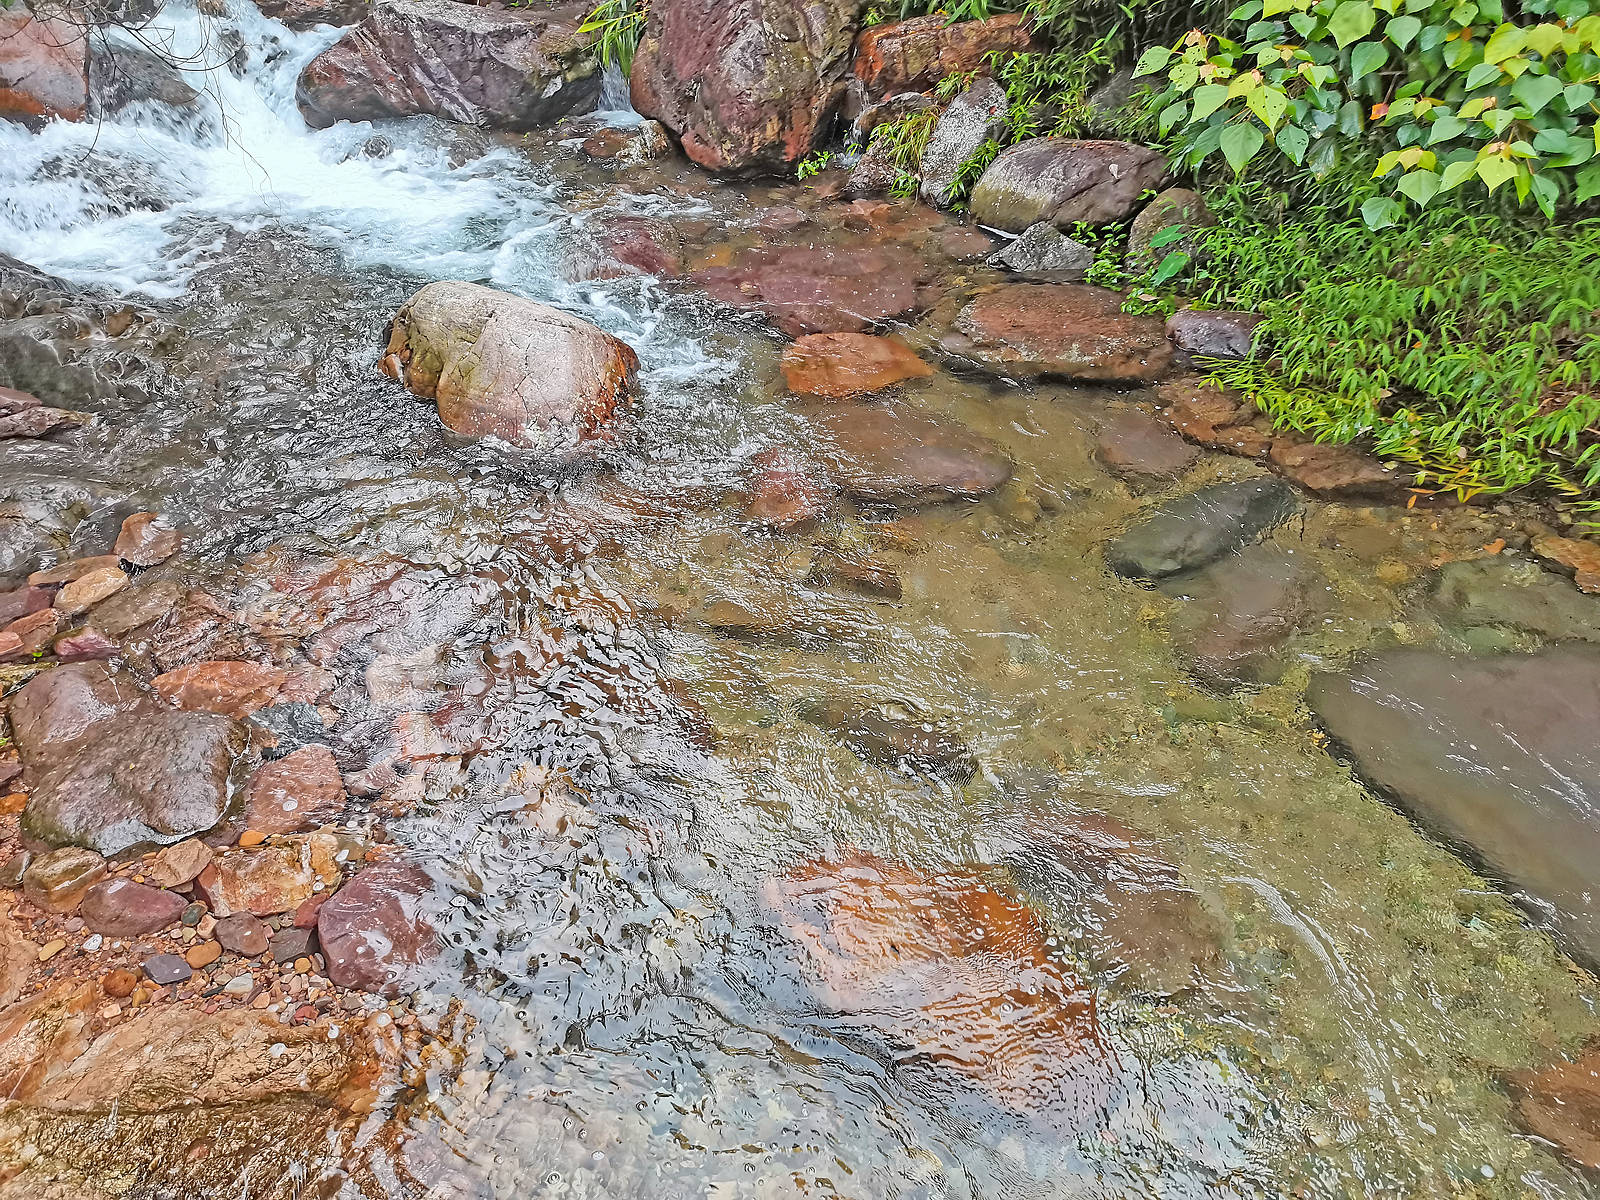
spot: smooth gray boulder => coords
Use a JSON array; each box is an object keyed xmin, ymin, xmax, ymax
[
  {"xmin": 1308, "ymin": 646, "xmax": 1600, "ymax": 964},
  {"xmin": 1105, "ymin": 478, "xmax": 1297, "ymax": 580},
  {"xmin": 918, "ymin": 76, "xmax": 1006, "ymax": 208},
  {"xmin": 969, "ymin": 138, "xmax": 1167, "ymax": 233}
]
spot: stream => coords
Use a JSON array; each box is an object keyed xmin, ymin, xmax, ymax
[{"xmin": 2, "ymin": 3, "xmax": 1599, "ymax": 1197}]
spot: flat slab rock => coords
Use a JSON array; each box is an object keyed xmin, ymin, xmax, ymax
[
  {"xmin": 780, "ymin": 332, "xmax": 932, "ymax": 399},
  {"xmin": 10, "ymin": 662, "xmax": 247, "ymax": 856},
  {"xmin": 1307, "ymin": 645, "xmax": 1600, "ymax": 965},
  {"xmin": 808, "ymin": 404, "xmax": 1013, "ymax": 507},
  {"xmin": 1105, "ymin": 478, "xmax": 1298, "ymax": 581},
  {"xmin": 693, "ymin": 244, "xmax": 926, "ymax": 337},
  {"xmin": 1430, "ymin": 557, "xmax": 1600, "ymax": 644},
  {"xmin": 943, "ymin": 284, "xmax": 1172, "ymax": 384}
]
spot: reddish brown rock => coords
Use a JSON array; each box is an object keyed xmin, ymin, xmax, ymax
[
  {"xmin": 0, "ymin": 585, "xmax": 51, "ymax": 626},
  {"xmin": 244, "ymin": 745, "xmax": 347, "ymax": 835},
  {"xmin": 52, "ymin": 566, "xmax": 128, "ymax": 616},
  {"xmin": 565, "ymin": 215, "xmax": 683, "ymax": 282},
  {"xmin": 780, "ymin": 332, "xmax": 933, "ymax": 399},
  {"xmin": 1095, "ymin": 410, "xmax": 1199, "ymax": 482},
  {"xmin": 380, "ymin": 280, "xmax": 639, "ymax": 451},
  {"xmin": 0, "ymin": 406, "xmax": 90, "ymax": 438},
  {"xmin": 629, "ymin": 0, "xmax": 862, "ymax": 175},
  {"xmin": 1157, "ymin": 377, "xmax": 1272, "ymax": 458},
  {"xmin": 0, "ymin": 631, "xmax": 21, "ymax": 663},
  {"xmin": 852, "ymin": 13, "xmax": 1035, "ymax": 95},
  {"xmin": 5, "ymin": 608, "xmax": 59, "ymax": 656},
  {"xmin": 0, "ymin": 4, "xmax": 88, "ymax": 126},
  {"xmin": 148, "ymin": 838, "xmax": 213, "ymax": 889},
  {"xmin": 693, "ymin": 243, "xmax": 924, "ymax": 337},
  {"xmin": 1268, "ymin": 436, "xmax": 1395, "ymax": 497},
  {"xmin": 1508, "ymin": 1050, "xmax": 1600, "ymax": 1169},
  {"xmin": 197, "ymin": 834, "xmax": 340, "ymax": 917},
  {"xmin": 255, "ymin": 0, "xmax": 370, "ymax": 27},
  {"xmin": 317, "ymin": 859, "xmax": 439, "ymax": 995},
  {"xmin": 945, "ymin": 284, "xmax": 1172, "ymax": 384},
  {"xmin": 52, "ymin": 626, "xmax": 119, "ymax": 661},
  {"xmin": 0, "ymin": 385, "xmax": 42, "ymax": 414},
  {"xmin": 152, "ymin": 659, "xmax": 289, "ymax": 718},
  {"xmin": 296, "ymin": 0, "xmax": 599, "ymax": 131},
  {"xmin": 101, "ymin": 968, "xmax": 137, "ymax": 998},
  {"xmin": 78, "ymin": 878, "xmax": 186, "ymax": 937},
  {"xmin": 214, "ymin": 912, "xmax": 271, "ymax": 957},
  {"xmin": 10, "ymin": 663, "xmax": 245, "ymax": 855},
  {"xmin": 742, "ymin": 446, "xmax": 829, "ymax": 530},
  {"xmin": 29, "ymin": 556, "xmax": 121, "ymax": 587},
  {"xmin": 969, "ymin": 139, "xmax": 1168, "ymax": 233},
  {"xmin": 810, "ymin": 405, "xmax": 1012, "ymax": 507},
  {"xmin": 114, "ymin": 512, "xmax": 182, "ymax": 566},
  {"xmin": 762, "ymin": 851, "xmax": 1114, "ymax": 1112},
  {"xmin": 21, "ymin": 846, "xmax": 106, "ymax": 913},
  {"xmin": 1532, "ymin": 535, "xmax": 1600, "ymax": 595}
]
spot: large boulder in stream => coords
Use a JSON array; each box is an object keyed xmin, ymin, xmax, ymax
[
  {"xmin": 0, "ymin": 4, "xmax": 88, "ymax": 126},
  {"xmin": 9, "ymin": 662, "xmax": 247, "ymax": 856},
  {"xmin": 1307, "ymin": 646, "xmax": 1600, "ymax": 966},
  {"xmin": 296, "ymin": 0, "xmax": 600, "ymax": 131},
  {"xmin": 969, "ymin": 139, "xmax": 1168, "ymax": 234},
  {"xmin": 629, "ymin": 0, "xmax": 864, "ymax": 175},
  {"xmin": 380, "ymin": 281, "xmax": 639, "ymax": 451}
]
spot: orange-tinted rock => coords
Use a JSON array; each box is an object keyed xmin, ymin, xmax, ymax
[
  {"xmin": 762, "ymin": 851, "xmax": 1113, "ymax": 1113},
  {"xmin": 5, "ymin": 608, "xmax": 59, "ymax": 655},
  {"xmin": 114, "ymin": 512, "xmax": 182, "ymax": 566},
  {"xmin": 693, "ymin": 243, "xmax": 925, "ymax": 337},
  {"xmin": 742, "ymin": 446, "xmax": 829, "ymax": 530},
  {"xmin": 244, "ymin": 745, "xmax": 346, "ymax": 835},
  {"xmin": 28, "ymin": 555, "xmax": 121, "ymax": 587},
  {"xmin": 0, "ymin": 631, "xmax": 21, "ymax": 663},
  {"xmin": 780, "ymin": 332, "xmax": 933, "ymax": 399},
  {"xmin": 852, "ymin": 13, "xmax": 1035, "ymax": 95},
  {"xmin": 22, "ymin": 846, "xmax": 107, "ymax": 913},
  {"xmin": 196, "ymin": 834, "xmax": 340, "ymax": 917},
  {"xmin": 1508, "ymin": 1050, "xmax": 1600, "ymax": 1168},
  {"xmin": 1268, "ymin": 436, "xmax": 1395, "ymax": 497},
  {"xmin": 152, "ymin": 660, "xmax": 290, "ymax": 718},
  {"xmin": 1157, "ymin": 377, "xmax": 1272, "ymax": 458},
  {"xmin": 0, "ymin": 4, "xmax": 88, "ymax": 127},
  {"xmin": 945, "ymin": 284, "xmax": 1172, "ymax": 384},
  {"xmin": 52, "ymin": 567, "xmax": 128, "ymax": 616},
  {"xmin": 1094, "ymin": 411, "xmax": 1199, "ymax": 483},
  {"xmin": 1533, "ymin": 535, "xmax": 1600, "ymax": 595},
  {"xmin": 148, "ymin": 838, "xmax": 213, "ymax": 889}
]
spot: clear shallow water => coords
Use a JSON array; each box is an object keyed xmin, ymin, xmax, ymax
[{"xmin": 3, "ymin": 5, "xmax": 1599, "ymax": 1196}]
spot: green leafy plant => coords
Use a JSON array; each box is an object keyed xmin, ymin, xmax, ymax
[
  {"xmin": 797, "ymin": 150, "xmax": 836, "ymax": 179},
  {"xmin": 580, "ymin": 0, "xmax": 648, "ymax": 74},
  {"xmin": 1134, "ymin": 0, "xmax": 1600, "ymax": 223}
]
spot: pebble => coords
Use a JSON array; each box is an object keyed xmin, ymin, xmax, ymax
[
  {"xmin": 143, "ymin": 954, "xmax": 192, "ymax": 985},
  {"xmin": 223, "ymin": 974, "xmax": 255, "ymax": 997},
  {"xmin": 99, "ymin": 1003, "xmax": 122, "ymax": 1020},
  {"xmin": 181, "ymin": 902, "xmax": 206, "ymax": 927},
  {"xmin": 185, "ymin": 941, "xmax": 222, "ymax": 969},
  {"xmin": 38, "ymin": 939, "xmax": 66, "ymax": 961},
  {"xmin": 82, "ymin": 933, "xmax": 103, "ymax": 952},
  {"xmin": 238, "ymin": 830, "xmax": 268, "ymax": 848},
  {"xmin": 102, "ymin": 968, "xmax": 138, "ymax": 998}
]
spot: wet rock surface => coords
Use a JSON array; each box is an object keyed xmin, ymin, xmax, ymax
[
  {"xmin": 0, "ymin": 4, "xmax": 88, "ymax": 126},
  {"xmin": 1105, "ymin": 478, "xmax": 1298, "ymax": 580},
  {"xmin": 808, "ymin": 404, "xmax": 1013, "ymax": 506},
  {"xmin": 919, "ymin": 76, "xmax": 1007, "ymax": 208},
  {"xmin": 1095, "ymin": 411, "xmax": 1200, "ymax": 482},
  {"xmin": 780, "ymin": 332, "xmax": 932, "ymax": 398},
  {"xmin": 243, "ymin": 745, "xmax": 347, "ymax": 834},
  {"xmin": 986, "ymin": 222, "xmax": 1094, "ymax": 282},
  {"xmin": 316, "ymin": 858, "xmax": 438, "ymax": 994},
  {"xmin": 12, "ymin": 663, "xmax": 246, "ymax": 855},
  {"xmin": 741, "ymin": 446, "xmax": 830, "ymax": 529},
  {"xmin": 630, "ymin": 0, "xmax": 862, "ymax": 175},
  {"xmin": 945, "ymin": 283, "xmax": 1172, "ymax": 383},
  {"xmin": 1160, "ymin": 546, "xmax": 1315, "ymax": 688},
  {"xmin": 296, "ymin": 0, "xmax": 599, "ymax": 131},
  {"xmin": 1165, "ymin": 309, "xmax": 1262, "ymax": 359},
  {"xmin": 969, "ymin": 139, "xmax": 1168, "ymax": 233},
  {"xmin": 693, "ymin": 243, "xmax": 926, "ymax": 336},
  {"xmin": 78, "ymin": 877, "xmax": 186, "ymax": 936},
  {"xmin": 380, "ymin": 280, "xmax": 640, "ymax": 450},
  {"xmin": 1308, "ymin": 646, "xmax": 1600, "ymax": 963},
  {"xmin": 1430, "ymin": 556, "xmax": 1600, "ymax": 643},
  {"xmin": 800, "ymin": 696, "xmax": 976, "ymax": 782}
]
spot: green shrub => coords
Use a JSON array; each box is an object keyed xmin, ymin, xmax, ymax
[{"xmin": 579, "ymin": 0, "xmax": 648, "ymax": 74}]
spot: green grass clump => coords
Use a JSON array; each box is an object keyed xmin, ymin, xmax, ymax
[{"xmin": 1184, "ymin": 186, "xmax": 1600, "ymax": 499}]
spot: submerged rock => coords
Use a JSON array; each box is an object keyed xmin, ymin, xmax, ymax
[
  {"xmin": 11, "ymin": 662, "xmax": 246, "ymax": 855},
  {"xmin": 629, "ymin": 0, "xmax": 861, "ymax": 175},
  {"xmin": 944, "ymin": 284, "xmax": 1171, "ymax": 384},
  {"xmin": 780, "ymin": 332, "xmax": 933, "ymax": 399},
  {"xmin": 692, "ymin": 243, "xmax": 925, "ymax": 337},
  {"xmin": 741, "ymin": 446, "xmax": 830, "ymax": 530},
  {"xmin": 113, "ymin": 511, "xmax": 181, "ymax": 566},
  {"xmin": 298, "ymin": 0, "xmax": 598, "ymax": 131},
  {"xmin": 244, "ymin": 745, "xmax": 347, "ymax": 834},
  {"xmin": 918, "ymin": 76, "xmax": 1007, "ymax": 208},
  {"xmin": 809, "ymin": 404, "xmax": 1012, "ymax": 507},
  {"xmin": 87, "ymin": 43, "xmax": 201, "ymax": 118},
  {"xmin": 1094, "ymin": 410, "xmax": 1199, "ymax": 484},
  {"xmin": 317, "ymin": 858, "xmax": 439, "ymax": 994},
  {"xmin": 1507, "ymin": 1049, "xmax": 1600, "ymax": 1169},
  {"xmin": 800, "ymin": 696, "xmax": 975, "ymax": 782},
  {"xmin": 1105, "ymin": 478, "xmax": 1296, "ymax": 581},
  {"xmin": 761, "ymin": 851, "xmax": 1115, "ymax": 1113},
  {"xmin": 1307, "ymin": 645, "xmax": 1600, "ymax": 964},
  {"xmin": 380, "ymin": 280, "xmax": 639, "ymax": 450},
  {"xmin": 969, "ymin": 138, "xmax": 1167, "ymax": 234},
  {"xmin": 1161, "ymin": 546, "xmax": 1314, "ymax": 688},
  {"xmin": 1430, "ymin": 557, "xmax": 1600, "ymax": 644},
  {"xmin": 0, "ymin": 4, "xmax": 88, "ymax": 127}
]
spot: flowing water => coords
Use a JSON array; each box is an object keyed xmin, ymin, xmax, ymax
[{"xmin": 3, "ymin": 4, "xmax": 1599, "ymax": 1197}]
